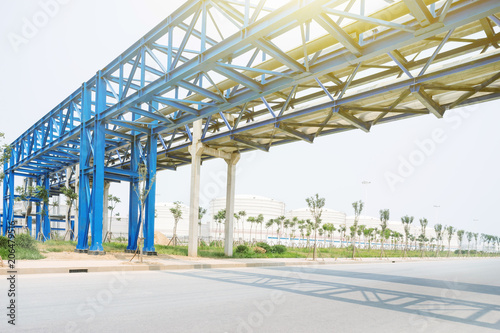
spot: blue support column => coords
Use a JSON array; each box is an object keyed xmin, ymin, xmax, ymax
[
  {"xmin": 35, "ymin": 178, "xmax": 41, "ymax": 239},
  {"xmin": 2, "ymin": 169, "xmax": 13, "ymax": 236},
  {"xmin": 126, "ymin": 137, "xmax": 140, "ymax": 252},
  {"xmin": 4, "ymin": 152, "xmax": 15, "ymax": 237},
  {"xmin": 27, "ymin": 216, "xmax": 33, "ymax": 237},
  {"xmin": 143, "ymin": 133, "xmax": 157, "ymax": 254},
  {"xmin": 76, "ymin": 82, "xmax": 91, "ymax": 252},
  {"xmin": 2, "ymin": 174, "xmax": 8, "ymax": 236},
  {"xmin": 42, "ymin": 175, "xmax": 51, "ymax": 241},
  {"xmin": 88, "ymin": 71, "xmax": 106, "ymax": 254}
]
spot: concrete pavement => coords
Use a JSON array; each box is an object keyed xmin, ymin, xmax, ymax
[
  {"xmin": 0, "ymin": 253, "xmax": 495, "ymax": 275},
  {"xmin": 0, "ymin": 258, "xmax": 499, "ymax": 332}
]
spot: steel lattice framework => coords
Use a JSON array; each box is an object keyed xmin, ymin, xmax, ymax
[{"xmin": 2, "ymin": 0, "xmax": 500, "ymax": 253}]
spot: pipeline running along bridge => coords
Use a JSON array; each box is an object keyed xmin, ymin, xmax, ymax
[{"xmin": 2, "ymin": 0, "xmax": 500, "ymax": 256}]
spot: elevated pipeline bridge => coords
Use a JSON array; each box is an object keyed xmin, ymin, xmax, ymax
[{"xmin": 2, "ymin": 0, "xmax": 500, "ymax": 256}]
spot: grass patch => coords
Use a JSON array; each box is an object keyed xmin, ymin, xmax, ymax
[
  {"xmin": 45, "ymin": 247, "xmax": 64, "ymax": 253},
  {"xmin": 103, "ymin": 242, "xmax": 127, "ymax": 252},
  {"xmin": 25, "ymin": 238, "xmax": 500, "ymax": 260},
  {"xmin": 0, "ymin": 234, "xmax": 45, "ymax": 260}
]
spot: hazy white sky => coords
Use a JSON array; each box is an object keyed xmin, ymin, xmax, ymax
[{"xmin": 1, "ymin": 0, "xmax": 499, "ymax": 235}]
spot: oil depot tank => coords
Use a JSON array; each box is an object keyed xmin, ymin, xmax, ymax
[{"xmin": 209, "ymin": 195, "xmax": 286, "ymax": 242}]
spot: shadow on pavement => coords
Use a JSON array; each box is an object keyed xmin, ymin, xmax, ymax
[{"xmin": 163, "ymin": 267, "xmax": 500, "ymax": 331}]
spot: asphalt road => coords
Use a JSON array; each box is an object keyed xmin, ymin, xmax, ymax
[{"xmin": 1, "ymin": 259, "xmax": 500, "ymax": 333}]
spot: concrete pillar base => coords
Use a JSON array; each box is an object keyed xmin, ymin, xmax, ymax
[{"xmin": 87, "ymin": 250, "xmax": 106, "ymax": 255}]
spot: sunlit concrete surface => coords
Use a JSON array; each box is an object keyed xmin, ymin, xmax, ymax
[{"xmin": 1, "ymin": 259, "xmax": 499, "ymax": 332}]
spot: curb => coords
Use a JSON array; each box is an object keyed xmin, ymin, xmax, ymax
[
  {"xmin": 0, "ymin": 260, "xmax": 333, "ymax": 275},
  {"xmin": 1, "ymin": 256, "xmax": 489, "ymax": 275}
]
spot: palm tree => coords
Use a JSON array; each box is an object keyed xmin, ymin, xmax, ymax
[
  {"xmin": 466, "ymin": 231, "xmax": 473, "ymax": 257},
  {"xmin": 362, "ymin": 227, "xmax": 371, "ymax": 249},
  {"xmin": 322, "ymin": 223, "xmax": 335, "ymax": 248},
  {"xmin": 305, "ymin": 194, "xmax": 325, "ymax": 260},
  {"xmin": 255, "ymin": 214, "xmax": 264, "ymax": 242},
  {"xmin": 401, "ymin": 215, "xmax": 414, "ymax": 258},
  {"xmin": 274, "ymin": 215, "xmax": 286, "ymax": 244},
  {"xmin": 247, "ymin": 216, "xmax": 256, "ymax": 243},
  {"xmin": 379, "ymin": 209, "xmax": 390, "ymax": 258},
  {"xmin": 338, "ymin": 225, "xmax": 346, "ymax": 248},
  {"xmin": 351, "ymin": 200, "xmax": 364, "ymax": 259},
  {"xmin": 457, "ymin": 229, "xmax": 465, "ymax": 256},
  {"xmin": 358, "ymin": 225, "xmax": 366, "ymax": 249},
  {"xmin": 445, "ymin": 225, "xmax": 455, "ymax": 257},
  {"xmin": 298, "ymin": 220, "xmax": 306, "ymax": 246},
  {"xmin": 213, "ymin": 209, "xmax": 226, "ymax": 243},
  {"xmin": 419, "ymin": 218, "xmax": 428, "ymax": 257},
  {"xmin": 289, "ymin": 217, "xmax": 298, "ymax": 245},
  {"xmin": 198, "ymin": 206, "xmax": 207, "ymax": 245},
  {"xmin": 434, "ymin": 224, "xmax": 443, "ymax": 257},
  {"xmin": 169, "ymin": 201, "xmax": 183, "ymax": 246},
  {"xmin": 265, "ymin": 219, "xmax": 274, "ymax": 243},
  {"xmin": 473, "ymin": 232, "xmax": 479, "ymax": 255},
  {"xmin": 234, "ymin": 211, "xmax": 247, "ymax": 242},
  {"xmin": 382, "ymin": 228, "xmax": 391, "ymax": 253}
]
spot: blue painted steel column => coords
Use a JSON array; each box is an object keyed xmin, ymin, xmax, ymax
[
  {"xmin": 2, "ymin": 173, "xmax": 8, "ymax": 236},
  {"xmin": 4, "ymin": 153, "xmax": 15, "ymax": 237},
  {"xmin": 27, "ymin": 216, "xmax": 33, "ymax": 237},
  {"xmin": 2, "ymin": 167, "xmax": 13, "ymax": 236},
  {"xmin": 76, "ymin": 83, "xmax": 91, "ymax": 252},
  {"xmin": 35, "ymin": 177, "xmax": 41, "ymax": 239},
  {"xmin": 127, "ymin": 137, "xmax": 140, "ymax": 252},
  {"xmin": 143, "ymin": 133, "xmax": 157, "ymax": 254},
  {"xmin": 70, "ymin": 218, "xmax": 75, "ymax": 240},
  {"xmin": 89, "ymin": 71, "xmax": 106, "ymax": 254},
  {"xmin": 42, "ymin": 175, "xmax": 51, "ymax": 241}
]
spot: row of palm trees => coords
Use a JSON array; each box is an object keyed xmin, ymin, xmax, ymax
[{"xmin": 210, "ymin": 198, "xmax": 499, "ymax": 257}]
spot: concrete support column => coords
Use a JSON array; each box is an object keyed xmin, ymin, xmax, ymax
[
  {"xmin": 224, "ymin": 153, "xmax": 240, "ymax": 257},
  {"xmin": 188, "ymin": 120, "xmax": 203, "ymax": 257},
  {"xmin": 102, "ymin": 182, "xmax": 110, "ymax": 241}
]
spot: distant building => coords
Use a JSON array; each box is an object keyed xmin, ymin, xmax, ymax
[{"xmin": 209, "ymin": 195, "xmax": 286, "ymax": 242}]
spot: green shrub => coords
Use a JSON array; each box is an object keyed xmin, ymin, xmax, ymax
[
  {"xmin": 0, "ymin": 235, "xmax": 8, "ymax": 249},
  {"xmin": 254, "ymin": 246, "xmax": 266, "ymax": 254},
  {"xmin": 15, "ymin": 233, "xmax": 37, "ymax": 250},
  {"xmin": 256, "ymin": 242, "xmax": 271, "ymax": 253},
  {"xmin": 210, "ymin": 241, "xmax": 222, "ymax": 247},
  {"xmin": 236, "ymin": 245, "xmax": 249, "ymax": 253},
  {"xmin": 272, "ymin": 245, "xmax": 287, "ymax": 254},
  {"xmin": 0, "ymin": 233, "xmax": 44, "ymax": 260}
]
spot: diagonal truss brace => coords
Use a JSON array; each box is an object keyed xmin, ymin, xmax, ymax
[{"xmin": 411, "ymin": 85, "xmax": 444, "ymax": 118}]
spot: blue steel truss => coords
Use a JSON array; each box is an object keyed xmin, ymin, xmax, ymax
[{"xmin": 2, "ymin": 0, "xmax": 500, "ymax": 253}]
